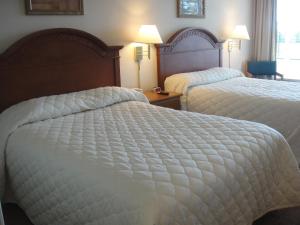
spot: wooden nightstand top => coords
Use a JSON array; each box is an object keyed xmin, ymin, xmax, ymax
[{"xmin": 143, "ymin": 91, "xmax": 182, "ymax": 104}]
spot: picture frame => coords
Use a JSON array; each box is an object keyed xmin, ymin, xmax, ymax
[
  {"xmin": 177, "ymin": 0, "xmax": 205, "ymax": 18},
  {"xmin": 25, "ymin": 0, "xmax": 84, "ymax": 15}
]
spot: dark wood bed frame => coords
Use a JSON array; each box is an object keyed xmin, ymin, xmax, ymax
[
  {"xmin": 156, "ymin": 28, "xmax": 224, "ymax": 89},
  {"xmin": 0, "ymin": 28, "xmax": 123, "ymax": 112}
]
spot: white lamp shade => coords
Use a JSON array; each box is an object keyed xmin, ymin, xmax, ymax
[
  {"xmin": 230, "ymin": 25, "xmax": 250, "ymax": 40},
  {"xmin": 136, "ymin": 25, "xmax": 163, "ymax": 44}
]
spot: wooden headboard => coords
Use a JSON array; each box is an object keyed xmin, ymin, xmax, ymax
[
  {"xmin": 156, "ymin": 28, "xmax": 224, "ymax": 89},
  {"xmin": 0, "ymin": 28, "xmax": 123, "ymax": 112}
]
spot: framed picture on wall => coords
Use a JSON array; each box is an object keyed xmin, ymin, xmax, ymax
[
  {"xmin": 177, "ymin": 0, "xmax": 205, "ymax": 18},
  {"xmin": 25, "ymin": 0, "xmax": 84, "ymax": 15}
]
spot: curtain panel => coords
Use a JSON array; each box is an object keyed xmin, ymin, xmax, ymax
[{"xmin": 252, "ymin": 0, "xmax": 277, "ymax": 61}]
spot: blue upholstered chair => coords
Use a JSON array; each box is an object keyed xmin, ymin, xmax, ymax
[{"xmin": 247, "ymin": 61, "xmax": 284, "ymax": 80}]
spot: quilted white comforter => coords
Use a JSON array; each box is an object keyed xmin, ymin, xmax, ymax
[
  {"xmin": 165, "ymin": 68, "xmax": 300, "ymax": 163},
  {"xmin": 1, "ymin": 86, "xmax": 300, "ymax": 225}
]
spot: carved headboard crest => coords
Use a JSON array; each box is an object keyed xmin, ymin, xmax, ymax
[{"xmin": 159, "ymin": 28, "xmax": 221, "ymax": 54}]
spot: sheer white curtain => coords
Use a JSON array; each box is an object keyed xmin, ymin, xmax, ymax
[
  {"xmin": 252, "ymin": 0, "xmax": 277, "ymax": 61},
  {"xmin": 277, "ymin": 0, "xmax": 300, "ymax": 79}
]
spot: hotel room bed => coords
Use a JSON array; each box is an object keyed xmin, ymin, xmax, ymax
[
  {"xmin": 164, "ymin": 68, "xmax": 300, "ymax": 163},
  {"xmin": 1, "ymin": 28, "xmax": 300, "ymax": 225},
  {"xmin": 2, "ymin": 86, "xmax": 300, "ymax": 225},
  {"xmin": 156, "ymin": 28, "xmax": 300, "ymax": 164}
]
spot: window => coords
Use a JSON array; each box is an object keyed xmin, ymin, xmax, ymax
[{"xmin": 277, "ymin": 0, "xmax": 300, "ymax": 80}]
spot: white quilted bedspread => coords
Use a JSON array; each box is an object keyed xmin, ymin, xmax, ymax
[
  {"xmin": 1, "ymin": 87, "xmax": 300, "ymax": 225},
  {"xmin": 165, "ymin": 68, "xmax": 300, "ymax": 163},
  {"xmin": 187, "ymin": 78, "xmax": 300, "ymax": 163}
]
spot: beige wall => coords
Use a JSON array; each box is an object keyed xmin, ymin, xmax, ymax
[{"xmin": 0, "ymin": 0, "xmax": 252, "ymax": 90}]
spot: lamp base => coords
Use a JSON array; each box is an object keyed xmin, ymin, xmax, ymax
[{"xmin": 135, "ymin": 46, "xmax": 143, "ymax": 62}]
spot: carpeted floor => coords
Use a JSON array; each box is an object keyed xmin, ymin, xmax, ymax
[
  {"xmin": 2, "ymin": 204, "xmax": 33, "ymax": 225},
  {"xmin": 254, "ymin": 207, "xmax": 300, "ymax": 225},
  {"xmin": 2, "ymin": 203, "xmax": 300, "ymax": 225}
]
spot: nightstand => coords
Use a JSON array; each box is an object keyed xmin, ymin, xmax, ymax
[{"xmin": 144, "ymin": 91, "xmax": 182, "ymax": 110}]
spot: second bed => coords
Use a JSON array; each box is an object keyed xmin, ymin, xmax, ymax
[{"xmin": 156, "ymin": 28, "xmax": 300, "ymax": 163}]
